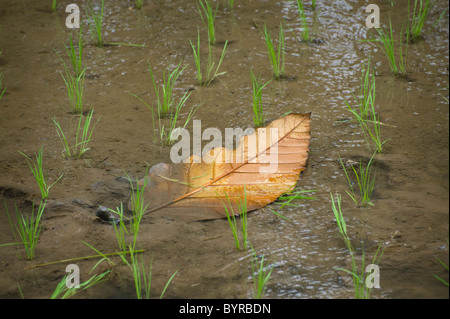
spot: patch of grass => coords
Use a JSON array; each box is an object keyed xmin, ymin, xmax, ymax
[
  {"xmin": 296, "ymin": 0, "xmax": 310, "ymax": 43},
  {"xmin": 261, "ymin": 23, "xmax": 285, "ymax": 80},
  {"xmin": 339, "ymin": 152, "xmax": 377, "ymax": 207},
  {"xmin": 86, "ymin": 0, "xmax": 105, "ymax": 47},
  {"xmin": 64, "ymin": 26, "xmax": 84, "ymax": 77},
  {"xmin": 356, "ymin": 56, "xmax": 376, "ymax": 121},
  {"xmin": 250, "ymin": 71, "xmax": 272, "ymax": 128},
  {"xmin": 189, "ymin": 29, "xmax": 228, "ymax": 86},
  {"xmin": 51, "ymin": 268, "xmax": 111, "ymax": 299},
  {"xmin": 135, "ymin": 0, "xmax": 144, "ymax": 10},
  {"xmin": 108, "ymin": 202, "xmax": 129, "ymax": 255},
  {"xmin": 374, "ymin": 18, "xmax": 409, "ymax": 78},
  {"xmin": 58, "ymin": 45, "xmax": 86, "ymax": 113},
  {"xmin": 344, "ymin": 58, "xmax": 389, "ymax": 153},
  {"xmin": 148, "ymin": 61, "xmax": 187, "ymax": 119},
  {"xmin": 127, "ymin": 171, "xmax": 151, "ymax": 250},
  {"xmin": 120, "ymin": 246, "xmax": 178, "ymax": 299},
  {"xmin": 197, "ymin": 0, "xmax": 218, "ymax": 45},
  {"xmin": 250, "ymin": 248, "xmax": 273, "ymax": 299},
  {"xmin": 330, "ymin": 192, "xmax": 384, "ymax": 299},
  {"xmin": 19, "ymin": 147, "xmax": 63, "ymax": 200},
  {"xmin": 53, "ymin": 108, "xmax": 101, "ymax": 158},
  {"xmin": 222, "ymin": 187, "xmax": 248, "ymax": 250},
  {"xmin": 130, "ymin": 62, "xmax": 199, "ymax": 146},
  {"xmin": 409, "ymin": 0, "xmax": 434, "ymax": 41},
  {"xmin": 276, "ymin": 187, "xmax": 317, "ymax": 208},
  {"xmin": 5, "ymin": 200, "xmax": 47, "ymax": 261},
  {"xmin": 433, "ymin": 256, "xmax": 449, "ymax": 286}
]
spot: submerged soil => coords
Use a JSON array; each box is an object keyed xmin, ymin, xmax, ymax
[{"xmin": 0, "ymin": 0, "xmax": 448, "ymax": 299}]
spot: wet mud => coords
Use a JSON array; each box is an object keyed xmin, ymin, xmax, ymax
[{"xmin": 0, "ymin": 0, "xmax": 448, "ymax": 298}]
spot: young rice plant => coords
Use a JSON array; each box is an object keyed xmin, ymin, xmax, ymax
[
  {"xmin": 189, "ymin": 29, "xmax": 228, "ymax": 86},
  {"xmin": 5, "ymin": 200, "xmax": 47, "ymax": 261},
  {"xmin": 331, "ymin": 192, "xmax": 384, "ymax": 298},
  {"xmin": 250, "ymin": 71, "xmax": 272, "ymax": 128},
  {"xmin": 261, "ymin": 23, "xmax": 285, "ymax": 80},
  {"xmin": 19, "ymin": 147, "xmax": 62, "ymax": 200},
  {"xmin": 222, "ymin": 187, "xmax": 248, "ymax": 250},
  {"xmin": 339, "ymin": 152, "xmax": 378, "ymax": 207},
  {"xmin": 53, "ymin": 108, "xmax": 100, "ymax": 158}
]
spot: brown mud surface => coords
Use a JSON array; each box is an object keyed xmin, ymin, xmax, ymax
[{"xmin": 0, "ymin": 0, "xmax": 448, "ymax": 298}]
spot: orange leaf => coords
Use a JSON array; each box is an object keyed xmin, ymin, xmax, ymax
[{"xmin": 131, "ymin": 113, "xmax": 311, "ymax": 221}]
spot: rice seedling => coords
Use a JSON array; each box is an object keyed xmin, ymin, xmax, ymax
[
  {"xmin": 250, "ymin": 247, "xmax": 273, "ymax": 299},
  {"xmin": 356, "ymin": 56, "xmax": 376, "ymax": 121},
  {"xmin": 86, "ymin": 0, "xmax": 104, "ymax": 47},
  {"xmin": 61, "ymin": 66, "xmax": 85, "ymax": 113},
  {"xmin": 311, "ymin": 0, "xmax": 316, "ymax": 10},
  {"xmin": 222, "ymin": 187, "xmax": 248, "ymax": 250},
  {"xmin": 339, "ymin": 151, "xmax": 377, "ymax": 206},
  {"xmin": 131, "ymin": 62, "xmax": 200, "ymax": 146},
  {"xmin": 261, "ymin": 23, "xmax": 285, "ymax": 80},
  {"xmin": 127, "ymin": 171, "xmax": 151, "ymax": 250},
  {"xmin": 51, "ymin": 268, "xmax": 111, "ymax": 299},
  {"xmin": 58, "ymin": 46, "xmax": 86, "ymax": 113},
  {"xmin": 343, "ymin": 58, "xmax": 389, "ymax": 153},
  {"xmin": 120, "ymin": 246, "xmax": 178, "ymax": 299},
  {"xmin": 108, "ymin": 202, "xmax": 130, "ymax": 255},
  {"xmin": 374, "ymin": 18, "xmax": 409, "ymax": 78},
  {"xmin": 433, "ymin": 256, "xmax": 449, "ymax": 286},
  {"xmin": 276, "ymin": 187, "xmax": 317, "ymax": 209},
  {"xmin": 148, "ymin": 61, "xmax": 187, "ymax": 119},
  {"xmin": 250, "ymin": 71, "xmax": 272, "ymax": 128},
  {"xmin": 160, "ymin": 97, "xmax": 200, "ymax": 146},
  {"xmin": 296, "ymin": 0, "xmax": 310, "ymax": 43},
  {"xmin": 64, "ymin": 26, "xmax": 84, "ymax": 77},
  {"xmin": 431, "ymin": 6, "xmax": 448, "ymax": 30},
  {"xmin": 189, "ymin": 29, "xmax": 228, "ymax": 86},
  {"xmin": 197, "ymin": 0, "xmax": 219, "ymax": 45},
  {"xmin": 330, "ymin": 192, "xmax": 384, "ymax": 299},
  {"xmin": 19, "ymin": 147, "xmax": 63, "ymax": 200},
  {"xmin": 409, "ymin": 0, "xmax": 434, "ymax": 41},
  {"xmin": 53, "ymin": 108, "xmax": 100, "ymax": 158},
  {"xmin": 135, "ymin": 0, "xmax": 144, "ymax": 10},
  {"xmin": 227, "ymin": 0, "xmax": 235, "ymax": 10},
  {"xmin": 345, "ymin": 98, "xmax": 389, "ymax": 154},
  {"xmin": 51, "ymin": 0, "xmax": 57, "ymax": 12},
  {"xmin": 5, "ymin": 200, "xmax": 47, "ymax": 261}
]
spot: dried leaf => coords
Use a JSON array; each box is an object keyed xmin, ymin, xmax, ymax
[{"xmin": 130, "ymin": 113, "xmax": 311, "ymax": 220}]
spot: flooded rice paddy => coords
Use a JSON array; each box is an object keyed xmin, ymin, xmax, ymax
[{"xmin": 0, "ymin": 0, "xmax": 448, "ymax": 299}]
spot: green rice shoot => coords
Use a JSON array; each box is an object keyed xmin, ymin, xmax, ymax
[
  {"xmin": 19, "ymin": 146, "xmax": 63, "ymax": 200},
  {"xmin": 250, "ymin": 70, "xmax": 272, "ymax": 128},
  {"xmin": 330, "ymin": 192, "xmax": 384, "ymax": 299},
  {"xmin": 5, "ymin": 200, "xmax": 47, "ymax": 261},
  {"xmin": 189, "ymin": 29, "xmax": 228, "ymax": 86},
  {"xmin": 86, "ymin": 0, "xmax": 105, "ymax": 47},
  {"xmin": 339, "ymin": 152, "xmax": 377, "ymax": 207},
  {"xmin": 197, "ymin": 0, "xmax": 219, "ymax": 45},
  {"xmin": 53, "ymin": 108, "xmax": 100, "ymax": 158},
  {"xmin": 296, "ymin": 0, "xmax": 310, "ymax": 43},
  {"xmin": 250, "ymin": 247, "xmax": 273, "ymax": 299},
  {"xmin": 261, "ymin": 22, "xmax": 285, "ymax": 80},
  {"xmin": 222, "ymin": 187, "xmax": 248, "ymax": 250}
]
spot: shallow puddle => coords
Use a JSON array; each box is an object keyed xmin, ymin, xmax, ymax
[{"xmin": 0, "ymin": 0, "xmax": 448, "ymax": 299}]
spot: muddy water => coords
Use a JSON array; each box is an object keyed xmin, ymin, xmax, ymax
[{"xmin": 0, "ymin": 0, "xmax": 448, "ymax": 299}]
